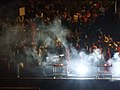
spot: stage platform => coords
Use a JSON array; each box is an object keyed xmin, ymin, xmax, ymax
[{"xmin": 0, "ymin": 77, "xmax": 120, "ymax": 90}]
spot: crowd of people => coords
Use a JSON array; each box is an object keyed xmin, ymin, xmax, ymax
[
  {"xmin": 25, "ymin": 0, "xmax": 119, "ymax": 62},
  {"xmin": 25, "ymin": 0, "xmax": 114, "ymax": 29},
  {"xmin": 0, "ymin": 0, "xmax": 120, "ymax": 67}
]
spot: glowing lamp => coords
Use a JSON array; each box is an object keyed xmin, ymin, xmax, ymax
[{"xmin": 104, "ymin": 64, "xmax": 107, "ymax": 67}]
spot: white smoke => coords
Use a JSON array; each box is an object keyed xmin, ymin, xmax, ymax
[
  {"xmin": 21, "ymin": 18, "xmax": 71, "ymax": 76},
  {"xmin": 68, "ymin": 48, "xmax": 105, "ymax": 77},
  {"xmin": 24, "ymin": 18, "xmax": 70, "ymax": 71},
  {"xmin": 24, "ymin": 18, "xmax": 120, "ymax": 77},
  {"xmin": 37, "ymin": 19, "xmax": 68, "ymax": 47},
  {"xmin": 0, "ymin": 23, "xmax": 23, "ymax": 55},
  {"xmin": 69, "ymin": 48, "xmax": 120, "ymax": 77},
  {"xmin": 1, "ymin": 17, "xmax": 117, "ymax": 78},
  {"xmin": 107, "ymin": 52, "xmax": 120, "ymax": 77}
]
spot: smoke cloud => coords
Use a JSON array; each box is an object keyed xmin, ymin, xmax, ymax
[{"xmin": 0, "ymin": 17, "xmax": 120, "ymax": 78}]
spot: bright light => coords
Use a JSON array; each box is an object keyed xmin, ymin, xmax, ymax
[
  {"xmin": 76, "ymin": 64, "xmax": 89, "ymax": 75},
  {"xmin": 111, "ymin": 52, "xmax": 120, "ymax": 77},
  {"xmin": 112, "ymin": 61, "xmax": 120, "ymax": 76},
  {"xmin": 104, "ymin": 64, "xmax": 107, "ymax": 67}
]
